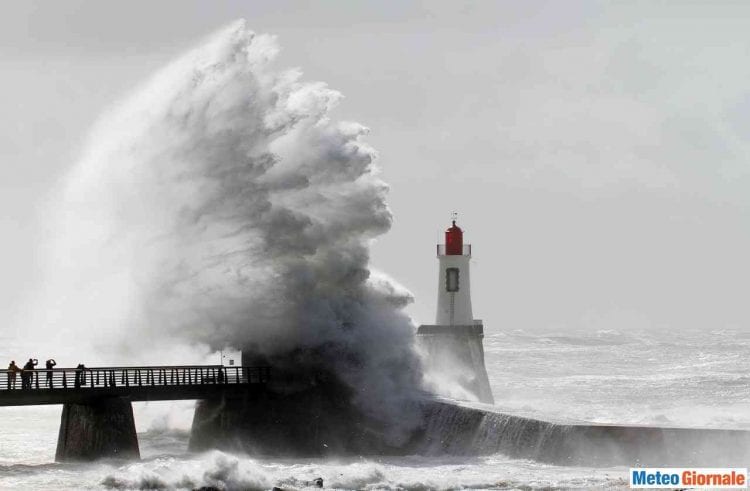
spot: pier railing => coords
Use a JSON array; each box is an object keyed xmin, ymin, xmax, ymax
[{"xmin": 0, "ymin": 365, "xmax": 270, "ymax": 391}]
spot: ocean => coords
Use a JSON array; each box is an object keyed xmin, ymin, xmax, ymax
[{"xmin": 1, "ymin": 328, "xmax": 747, "ymax": 490}]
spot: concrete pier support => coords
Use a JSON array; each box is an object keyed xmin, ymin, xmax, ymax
[
  {"xmin": 55, "ymin": 397, "xmax": 140, "ymax": 461},
  {"xmin": 189, "ymin": 373, "xmax": 406, "ymax": 456},
  {"xmin": 189, "ymin": 391, "xmax": 361, "ymax": 455},
  {"xmin": 417, "ymin": 323, "xmax": 494, "ymax": 404}
]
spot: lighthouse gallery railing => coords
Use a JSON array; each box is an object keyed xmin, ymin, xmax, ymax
[{"xmin": 437, "ymin": 244, "xmax": 471, "ymax": 256}]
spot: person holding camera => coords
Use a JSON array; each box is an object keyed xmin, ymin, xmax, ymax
[
  {"xmin": 22, "ymin": 358, "xmax": 38, "ymax": 389},
  {"xmin": 45, "ymin": 359, "xmax": 57, "ymax": 388}
]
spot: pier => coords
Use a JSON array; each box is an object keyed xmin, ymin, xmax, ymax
[{"xmin": 0, "ymin": 365, "xmax": 270, "ymax": 461}]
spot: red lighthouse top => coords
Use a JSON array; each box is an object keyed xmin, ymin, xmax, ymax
[{"xmin": 445, "ymin": 220, "xmax": 463, "ymax": 255}]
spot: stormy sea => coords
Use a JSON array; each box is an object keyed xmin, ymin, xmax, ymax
[
  {"xmin": 1, "ymin": 21, "xmax": 748, "ymax": 490},
  {"xmin": 1, "ymin": 329, "xmax": 749, "ymax": 490}
]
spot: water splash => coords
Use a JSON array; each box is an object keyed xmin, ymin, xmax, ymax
[{"xmin": 28, "ymin": 20, "xmax": 422, "ymax": 435}]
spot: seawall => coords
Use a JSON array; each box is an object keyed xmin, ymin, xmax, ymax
[
  {"xmin": 189, "ymin": 388, "xmax": 750, "ymax": 465},
  {"xmin": 411, "ymin": 398, "xmax": 750, "ymax": 466}
]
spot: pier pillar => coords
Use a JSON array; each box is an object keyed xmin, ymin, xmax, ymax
[
  {"xmin": 189, "ymin": 385, "xmax": 364, "ymax": 456},
  {"xmin": 189, "ymin": 362, "xmax": 406, "ymax": 456},
  {"xmin": 55, "ymin": 397, "xmax": 140, "ymax": 461}
]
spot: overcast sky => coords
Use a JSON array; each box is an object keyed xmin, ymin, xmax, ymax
[{"xmin": 1, "ymin": 1, "xmax": 749, "ymax": 335}]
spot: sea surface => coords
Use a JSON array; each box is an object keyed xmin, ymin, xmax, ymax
[{"xmin": 1, "ymin": 328, "xmax": 748, "ymax": 490}]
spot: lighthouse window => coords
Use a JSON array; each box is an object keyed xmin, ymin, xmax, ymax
[{"xmin": 446, "ymin": 268, "xmax": 459, "ymax": 292}]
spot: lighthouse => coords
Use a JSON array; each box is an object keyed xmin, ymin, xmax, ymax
[{"xmin": 417, "ymin": 218, "xmax": 494, "ymax": 404}]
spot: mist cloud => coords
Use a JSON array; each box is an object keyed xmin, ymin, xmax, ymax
[{"xmin": 31, "ymin": 20, "xmax": 422, "ymax": 432}]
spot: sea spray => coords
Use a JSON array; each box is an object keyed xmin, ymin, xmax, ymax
[{"xmin": 28, "ymin": 20, "xmax": 422, "ymax": 440}]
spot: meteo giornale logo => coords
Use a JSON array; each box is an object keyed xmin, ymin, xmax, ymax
[{"xmin": 630, "ymin": 468, "xmax": 747, "ymax": 489}]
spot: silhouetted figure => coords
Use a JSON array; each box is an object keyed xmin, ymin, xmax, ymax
[
  {"xmin": 74, "ymin": 363, "xmax": 84, "ymax": 388},
  {"xmin": 217, "ymin": 367, "xmax": 225, "ymax": 384},
  {"xmin": 22, "ymin": 359, "xmax": 37, "ymax": 389},
  {"xmin": 21, "ymin": 362, "xmax": 28, "ymax": 389},
  {"xmin": 7, "ymin": 361, "xmax": 19, "ymax": 389},
  {"xmin": 45, "ymin": 359, "xmax": 56, "ymax": 388}
]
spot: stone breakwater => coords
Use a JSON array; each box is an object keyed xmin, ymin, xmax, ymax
[{"xmin": 190, "ymin": 388, "xmax": 750, "ymax": 466}]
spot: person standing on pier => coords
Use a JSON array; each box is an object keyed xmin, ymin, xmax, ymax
[
  {"xmin": 74, "ymin": 363, "xmax": 87, "ymax": 388},
  {"xmin": 6, "ymin": 361, "xmax": 19, "ymax": 389},
  {"xmin": 45, "ymin": 359, "xmax": 56, "ymax": 388},
  {"xmin": 22, "ymin": 359, "xmax": 37, "ymax": 389}
]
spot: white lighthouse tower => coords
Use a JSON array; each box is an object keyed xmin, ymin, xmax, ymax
[
  {"xmin": 436, "ymin": 220, "xmax": 473, "ymax": 325},
  {"xmin": 417, "ymin": 218, "xmax": 494, "ymax": 404}
]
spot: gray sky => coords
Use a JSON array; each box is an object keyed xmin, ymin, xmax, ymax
[{"xmin": 2, "ymin": 1, "xmax": 749, "ymax": 334}]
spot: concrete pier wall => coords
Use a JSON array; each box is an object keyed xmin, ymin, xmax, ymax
[
  {"xmin": 412, "ymin": 399, "xmax": 750, "ymax": 466},
  {"xmin": 191, "ymin": 350, "xmax": 417, "ymax": 456},
  {"xmin": 189, "ymin": 375, "xmax": 406, "ymax": 456},
  {"xmin": 186, "ymin": 349, "xmax": 749, "ymax": 465},
  {"xmin": 55, "ymin": 397, "xmax": 140, "ymax": 462},
  {"xmin": 188, "ymin": 391, "xmax": 750, "ymax": 466}
]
